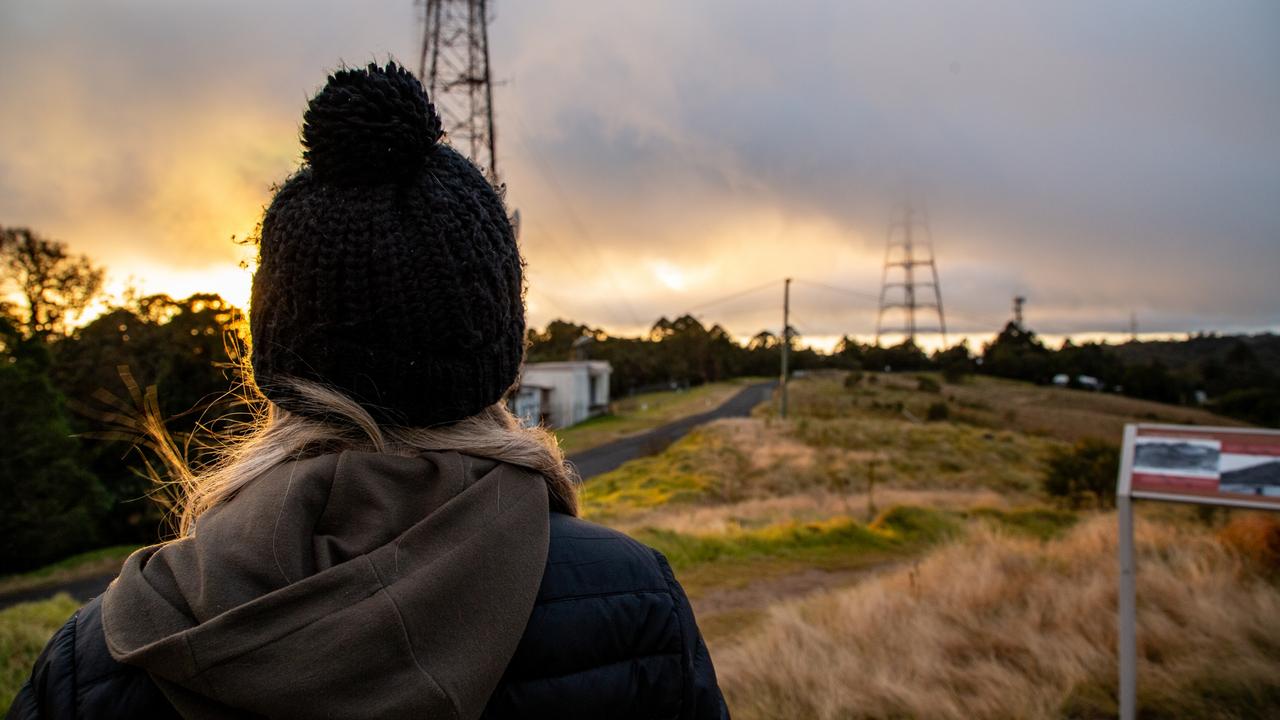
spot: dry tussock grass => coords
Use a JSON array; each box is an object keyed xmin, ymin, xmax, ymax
[
  {"xmin": 613, "ymin": 488, "xmax": 1009, "ymax": 536},
  {"xmin": 1218, "ymin": 512, "xmax": 1280, "ymax": 573},
  {"xmin": 718, "ymin": 515, "xmax": 1280, "ymax": 719}
]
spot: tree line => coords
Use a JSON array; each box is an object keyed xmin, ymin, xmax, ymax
[{"xmin": 3, "ymin": 226, "xmax": 1276, "ymax": 571}]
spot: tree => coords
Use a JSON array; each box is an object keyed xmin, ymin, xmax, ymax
[
  {"xmin": 1, "ymin": 227, "xmax": 105, "ymax": 340},
  {"xmin": 0, "ymin": 316, "xmax": 106, "ymax": 571},
  {"xmin": 50, "ymin": 293, "xmax": 248, "ymax": 544},
  {"xmin": 981, "ymin": 321, "xmax": 1053, "ymax": 382}
]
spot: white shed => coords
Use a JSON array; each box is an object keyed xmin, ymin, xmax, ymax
[{"xmin": 519, "ymin": 361, "xmax": 612, "ymax": 429}]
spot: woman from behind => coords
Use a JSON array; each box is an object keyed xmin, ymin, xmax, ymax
[{"xmin": 9, "ymin": 61, "xmax": 727, "ymax": 720}]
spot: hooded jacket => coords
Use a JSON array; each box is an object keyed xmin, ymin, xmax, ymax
[{"xmin": 8, "ymin": 451, "xmax": 728, "ymax": 719}]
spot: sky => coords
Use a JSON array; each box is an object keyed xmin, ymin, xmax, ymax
[{"xmin": 1, "ymin": 0, "xmax": 1277, "ymax": 351}]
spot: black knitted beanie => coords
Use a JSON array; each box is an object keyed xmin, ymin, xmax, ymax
[{"xmin": 249, "ymin": 61, "xmax": 524, "ymax": 427}]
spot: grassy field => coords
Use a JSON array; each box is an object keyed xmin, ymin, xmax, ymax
[
  {"xmin": 580, "ymin": 370, "xmax": 1279, "ymax": 718},
  {"xmin": 718, "ymin": 514, "xmax": 1280, "ymax": 719},
  {"xmin": 4, "ymin": 372, "xmax": 1273, "ymax": 716},
  {"xmin": 555, "ymin": 378, "xmax": 764, "ymax": 454},
  {"xmin": 1, "ymin": 594, "xmax": 79, "ymax": 710}
]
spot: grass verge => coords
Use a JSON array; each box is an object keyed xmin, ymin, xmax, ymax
[
  {"xmin": 1, "ymin": 594, "xmax": 79, "ymax": 711},
  {"xmin": 0, "ymin": 545, "xmax": 139, "ymax": 596}
]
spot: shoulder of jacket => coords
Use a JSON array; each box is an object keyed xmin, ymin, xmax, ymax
[{"xmin": 541, "ymin": 513, "xmax": 673, "ymax": 603}]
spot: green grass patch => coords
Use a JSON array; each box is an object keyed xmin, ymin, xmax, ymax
[
  {"xmin": 634, "ymin": 505, "xmax": 959, "ymax": 571},
  {"xmin": 966, "ymin": 507, "xmax": 1080, "ymax": 540},
  {"xmin": 870, "ymin": 505, "xmax": 963, "ymax": 544},
  {"xmin": 0, "ymin": 545, "xmax": 140, "ymax": 596},
  {"xmin": 1, "ymin": 593, "xmax": 79, "ymax": 710},
  {"xmin": 581, "ymin": 427, "xmax": 740, "ymax": 518}
]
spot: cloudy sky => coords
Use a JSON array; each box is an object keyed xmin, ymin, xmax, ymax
[{"xmin": 2, "ymin": 0, "xmax": 1277, "ymax": 349}]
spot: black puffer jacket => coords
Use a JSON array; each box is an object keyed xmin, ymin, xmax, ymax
[{"xmin": 8, "ymin": 513, "xmax": 728, "ymax": 719}]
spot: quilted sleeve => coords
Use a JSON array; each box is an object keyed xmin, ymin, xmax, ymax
[{"xmin": 653, "ymin": 551, "xmax": 731, "ymax": 720}]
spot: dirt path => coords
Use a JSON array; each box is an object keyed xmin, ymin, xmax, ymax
[
  {"xmin": 695, "ymin": 561, "xmax": 900, "ymax": 616},
  {"xmin": 691, "ymin": 561, "xmax": 903, "ymax": 645}
]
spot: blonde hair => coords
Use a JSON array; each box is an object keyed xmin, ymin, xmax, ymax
[{"xmin": 146, "ymin": 377, "xmax": 578, "ymax": 537}]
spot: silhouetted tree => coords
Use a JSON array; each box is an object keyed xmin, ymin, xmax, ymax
[
  {"xmin": 1, "ymin": 227, "xmax": 104, "ymax": 340},
  {"xmin": 981, "ymin": 321, "xmax": 1052, "ymax": 382}
]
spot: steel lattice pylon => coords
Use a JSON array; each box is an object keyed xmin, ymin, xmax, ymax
[
  {"xmin": 875, "ymin": 205, "xmax": 947, "ymax": 347},
  {"xmin": 417, "ymin": 0, "xmax": 498, "ymax": 181}
]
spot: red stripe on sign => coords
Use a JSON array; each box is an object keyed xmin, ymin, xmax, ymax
[
  {"xmin": 1131, "ymin": 472, "xmax": 1219, "ymax": 493},
  {"xmin": 1220, "ymin": 440, "xmax": 1280, "ymax": 456}
]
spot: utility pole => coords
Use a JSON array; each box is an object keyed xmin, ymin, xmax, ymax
[
  {"xmin": 876, "ymin": 205, "xmax": 947, "ymax": 346},
  {"xmin": 1013, "ymin": 295, "xmax": 1026, "ymax": 330},
  {"xmin": 417, "ymin": 0, "xmax": 499, "ymax": 181},
  {"xmin": 1129, "ymin": 311, "xmax": 1138, "ymax": 342},
  {"xmin": 781, "ymin": 277, "xmax": 791, "ymax": 418}
]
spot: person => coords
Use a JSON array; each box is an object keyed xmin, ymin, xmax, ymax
[{"xmin": 8, "ymin": 61, "xmax": 728, "ymax": 720}]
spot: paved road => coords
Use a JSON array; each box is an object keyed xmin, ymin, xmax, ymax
[
  {"xmin": 0, "ymin": 573, "xmax": 118, "ymax": 610},
  {"xmin": 0, "ymin": 381, "xmax": 775, "ymax": 610},
  {"xmin": 569, "ymin": 381, "xmax": 775, "ymax": 480}
]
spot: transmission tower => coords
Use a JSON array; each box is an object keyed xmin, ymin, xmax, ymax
[
  {"xmin": 417, "ymin": 0, "xmax": 499, "ymax": 181},
  {"xmin": 875, "ymin": 206, "xmax": 947, "ymax": 346}
]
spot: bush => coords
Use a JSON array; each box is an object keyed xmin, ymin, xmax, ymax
[
  {"xmin": 916, "ymin": 376, "xmax": 941, "ymax": 393},
  {"xmin": 925, "ymin": 401, "xmax": 949, "ymax": 422},
  {"xmin": 1042, "ymin": 438, "xmax": 1119, "ymax": 509},
  {"xmin": 941, "ymin": 364, "xmax": 967, "ymax": 384},
  {"xmin": 843, "ymin": 371, "xmax": 863, "ymax": 389}
]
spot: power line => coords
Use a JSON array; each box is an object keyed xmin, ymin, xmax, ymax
[
  {"xmin": 684, "ymin": 278, "xmax": 782, "ymax": 314},
  {"xmin": 791, "ymin": 278, "xmax": 881, "ymax": 303}
]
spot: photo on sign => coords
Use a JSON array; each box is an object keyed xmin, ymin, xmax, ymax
[
  {"xmin": 1133, "ymin": 437, "xmax": 1221, "ymax": 478},
  {"xmin": 1219, "ymin": 455, "xmax": 1280, "ymax": 498}
]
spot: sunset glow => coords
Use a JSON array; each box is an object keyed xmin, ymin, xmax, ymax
[{"xmin": 2, "ymin": 1, "xmax": 1276, "ymax": 344}]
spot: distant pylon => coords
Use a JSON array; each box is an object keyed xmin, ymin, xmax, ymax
[
  {"xmin": 875, "ymin": 205, "xmax": 947, "ymax": 346},
  {"xmin": 1013, "ymin": 295, "xmax": 1026, "ymax": 330},
  {"xmin": 417, "ymin": 0, "xmax": 499, "ymax": 181}
]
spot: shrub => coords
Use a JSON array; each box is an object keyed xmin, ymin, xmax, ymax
[
  {"xmin": 843, "ymin": 371, "xmax": 863, "ymax": 389},
  {"xmin": 925, "ymin": 401, "xmax": 950, "ymax": 422},
  {"xmin": 1042, "ymin": 438, "xmax": 1119, "ymax": 509},
  {"xmin": 941, "ymin": 364, "xmax": 967, "ymax": 384},
  {"xmin": 916, "ymin": 376, "xmax": 941, "ymax": 393}
]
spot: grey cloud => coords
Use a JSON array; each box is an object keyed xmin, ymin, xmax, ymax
[{"xmin": 1, "ymin": 0, "xmax": 1276, "ymax": 338}]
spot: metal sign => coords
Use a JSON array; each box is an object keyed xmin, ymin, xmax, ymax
[
  {"xmin": 1115, "ymin": 423, "xmax": 1280, "ymax": 720},
  {"xmin": 1122, "ymin": 424, "xmax": 1280, "ymax": 509}
]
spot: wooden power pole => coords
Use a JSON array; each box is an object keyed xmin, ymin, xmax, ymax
[{"xmin": 781, "ymin": 277, "xmax": 791, "ymax": 418}]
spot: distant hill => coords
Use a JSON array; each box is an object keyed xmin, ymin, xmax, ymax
[{"xmin": 1110, "ymin": 333, "xmax": 1280, "ymax": 377}]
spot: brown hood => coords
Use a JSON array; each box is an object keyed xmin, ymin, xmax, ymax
[{"xmin": 101, "ymin": 450, "xmax": 551, "ymax": 720}]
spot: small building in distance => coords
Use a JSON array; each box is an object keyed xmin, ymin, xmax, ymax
[
  {"xmin": 516, "ymin": 361, "xmax": 612, "ymax": 429},
  {"xmin": 510, "ymin": 383, "xmax": 551, "ymax": 428}
]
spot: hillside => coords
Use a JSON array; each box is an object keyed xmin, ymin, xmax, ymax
[
  {"xmin": 1111, "ymin": 333, "xmax": 1280, "ymax": 377},
  {"xmin": 580, "ymin": 371, "xmax": 1280, "ymax": 718}
]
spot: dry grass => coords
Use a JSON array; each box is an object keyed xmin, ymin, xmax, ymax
[
  {"xmin": 612, "ymin": 488, "xmax": 1010, "ymax": 536},
  {"xmin": 716, "ymin": 515, "xmax": 1280, "ymax": 719},
  {"xmin": 1218, "ymin": 512, "xmax": 1280, "ymax": 573}
]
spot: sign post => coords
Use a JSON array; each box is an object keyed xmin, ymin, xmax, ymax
[{"xmin": 1115, "ymin": 423, "xmax": 1280, "ymax": 720}]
